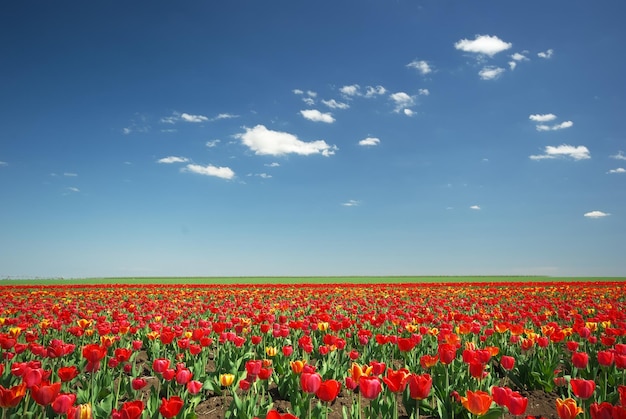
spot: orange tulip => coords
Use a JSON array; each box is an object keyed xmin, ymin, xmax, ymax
[
  {"xmin": 461, "ymin": 390, "xmax": 493, "ymax": 416},
  {"xmin": 0, "ymin": 383, "xmax": 27, "ymax": 408},
  {"xmin": 349, "ymin": 362, "xmax": 373, "ymax": 382},
  {"xmin": 556, "ymin": 398, "xmax": 583, "ymax": 419}
]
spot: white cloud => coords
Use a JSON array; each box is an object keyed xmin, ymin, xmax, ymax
[
  {"xmin": 236, "ymin": 125, "xmax": 338, "ymax": 157},
  {"xmin": 454, "ymin": 34, "xmax": 512, "ymax": 57},
  {"xmin": 257, "ymin": 173, "xmax": 272, "ymax": 179},
  {"xmin": 342, "ymin": 199, "xmax": 360, "ymax": 207},
  {"xmin": 359, "ymin": 137, "xmax": 380, "ymax": 147},
  {"xmin": 182, "ymin": 163, "xmax": 235, "ymax": 180},
  {"xmin": 213, "ymin": 113, "xmax": 238, "ymax": 121},
  {"xmin": 364, "ymin": 85, "xmax": 387, "ymax": 98},
  {"xmin": 265, "ymin": 162, "xmax": 280, "ymax": 167},
  {"xmin": 158, "ymin": 156, "xmax": 190, "ymax": 164},
  {"xmin": 529, "ymin": 113, "xmax": 557, "ymax": 122},
  {"xmin": 293, "ymin": 89, "xmax": 304, "ymax": 95},
  {"xmin": 584, "ymin": 210, "xmax": 610, "ymax": 218},
  {"xmin": 306, "ymin": 90, "xmax": 317, "ymax": 98},
  {"xmin": 610, "ymin": 151, "xmax": 626, "ymax": 161},
  {"xmin": 160, "ymin": 115, "xmax": 178, "ymax": 124},
  {"xmin": 403, "ymin": 109, "xmax": 416, "ymax": 117},
  {"xmin": 67, "ymin": 187, "xmax": 80, "ymax": 193},
  {"xmin": 0, "ymin": 161, "xmax": 7, "ymax": 166},
  {"xmin": 529, "ymin": 144, "xmax": 590, "ymax": 161},
  {"xmin": 508, "ymin": 61, "xmax": 517, "ymax": 71},
  {"xmin": 321, "ymin": 99, "xmax": 350, "ymax": 109},
  {"xmin": 479, "ymin": 66, "xmax": 505, "ymax": 80},
  {"xmin": 536, "ymin": 121, "xmax": 573, "ymax": 131},
  {"xmin": 302, "ymin": 97, "xmax": 315, "ymax": 106},
  {"xmin": 180, "ymin": 113, "xmax": 209, "ymax": 123},
  {"xmin": 538, "ymin": 49, "xmax": 554, "ymax": 59},
  {"xmin": 340, "ymin": 84, "xmax": 360, "ymax": 97},
  {"xmin": 511, "ymin": 52, "xmax": 529, "ymax": 62},
  {"xmin": 390, "ymin": 92, "xmax": 415, "ymax": 113},
  {"xmin": 470, "ymin": 205, "xmax": 481, "ymax": 210},
  {"xmin": 608, "ymin": 168, "xmax": 626, "ymax": 174},
  {"xmin": 418, "ymin": 89, "xmax": 430, "ymax": 96},
  {"xmin": 206, "ymin": 139, "xmax": 221, "ymax": 148},
  {"xmin": 64, "ymin": 172, "xmax": 77, "ymax": 177},
  {"xmin": 407, "ymin": 60, "xmax": 432, "ymax": 75},
  {"xmin": 300, "ymin": 109, "xmax": 335, "ymax": 123}
]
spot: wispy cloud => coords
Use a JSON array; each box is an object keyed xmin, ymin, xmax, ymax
[
  {"xmin": 206, "ymin": 140, "xmax": 221, "ymax": 148},
  {"xmin": 67, "ymin": 187, "xmax": 80, "ymax": 193},
  {"xmin": 321, "ymin": 99, "xmax": 350, "ymax": 109},
  {"xmin": 610, "ymin": 151, "xmax": 626, "ymax": 161},
  {"xmin": 407, "ymin": 60, "xmax": 432, "ymax": 75},
  {"xmin": 607, "ymin": 168, "xmax": 626, "ymax": 174},
  {"xmin": 470, "ymin": 205, "xmax": 481, "ymax": 210},
  {"xmin": 536, "ymin": 121, "xmax": 573, "ymax": 131},
  {"xmin": 0, "ymin": 161, "xmax": 7, "ymax": 166},
  {"xmin": 180, "ymin": 112, "xmax": 209, "ymax": 123},
  {"xmin": 529, "ymin": 144, "xmax": 590, "ymax": 161},
  {"xmin": 364, "ymin": 85, "xmax": 387, "ymax": 98},
  {"xmin": 389, "ymin": 92, "xmax": 415, "ymax": 113},
  {"xmin": 538, "ymin": 48, "xmax": 554, "ymax": 59},
  {"xmin": 264, "ymin": 162, "xmax": 280, "ymax": 167},
  {"xmin": 454, "ymin": 34, "xmax": 512, "ymax": 57},
  {"xmin": 236, "ymin": 125, "xmax": 338, "ymax": 157},
  {"xmin": 529, "ymin": 114, "xmax": 557, "ymax": 122},
  {"xmin": 584, "ymin": 210, "xmax": 609, "ymax": 218},
  {"xmin": 212, "ymin": 113, "xmax": 238, "ymax": 121},
  {"xmin": 359, "ymin": 137, "xmax": 380, "ymax": 147},
  {"xmin": 182, "ymin": 163, "xmax": 235, "ymax": 180},
  {"xmin": 342, "ymin": 199, "xmax": 360, "ymax": 207},
  {"xmin": 158, "ymin": 156, "xmax": 189, "ymax": 164},
  {"xmin": 418, "ymin": 89, "xmax": 430, "ymax": 96},
  {"xmin": 479, "ymin": 66, "xmax": 505, "ymax": 80},
  {"xmin": 63, "ymin": 172, "xmax": 77, "ymax": 177},
  {"xmin": 300, "ymin": 109, "xmax": 335, "ymax": 123}
]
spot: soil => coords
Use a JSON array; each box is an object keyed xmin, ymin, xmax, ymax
[
  {"xmin": 133, "ymin": 351, "xmax": 560, "ymax": 419},
  {"xmin": 192, "ymin": 387, "xmax": 559, "ymax": 419}
]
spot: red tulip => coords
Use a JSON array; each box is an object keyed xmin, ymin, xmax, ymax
[
  {"xmin": 571, "ymin": 352, "xmax": 589, "ymax": 369},
  {"xmin": 131, "ymin": 378, "xmax": 148, "ymax": 390},
  {"xmin": 590, "ymin": 402, "xmax": 614, "ymax": 419},
  {"xmin": 382, "ymin": 368, "xmax": 410, "ymax": 393},
  {"xmin": 52, "ymin": 393, "xmax": 77, "ymax": 415},
  {"xmin": 265, "ymin": 410, "xmax": 299, "ymax": 419},
  {"xmin": 492, "ymin": 386, "xmax": 512, "ymax": 407},
  {"xmin": 500, "ymin": 355, "xmax": 515, "ymax": 371},
  {"xmin": 438, "ymin": 343, "xmax": 457, "ymax": 365},
  {"xmin": 597, "ymin": 350, "xmax": 615, "ymax": 367},
  {"xmin": 0, "ymin": 384, "xmax": 27, "ymax": 408},
  {"xmin": 57, "ymin": 366, "xmax": 79, "ymax": 382},
  {"xmin": 152, "ymin": 358, "xmax": 170, "ymax": 374},
  {"xmin": 31, "ymin": 382, "xmax": 62, "ymax": 406},
  {"xmin": 506, "ymin": 391, "xmax": 528, "ymax": 416},
  {"xmin": 407, "ymin": 373, "xmax": 432, "ymax": 400},
  {"xmin": 300, "ymin": 372, "xmax": 322, "ymax": 394},
  {"xmin": 159, "ymin": 396, "xmax": 183, "ymax": 419},
  {"xmin": 187, "ymin": 380, "xmax": 203, "ymax": 394},
  {"xmin": 112, "ymin": 400, "xmax": 144, "ymax": 419},
  {"xmin": 359, "ymin": 376, "xmax": 382, "ymax": 399},
  {"xmin": 570, "ymin": 378, "xmax": 596, "ymax": 399},
  {"xmin": 316, "ymin": 379, "xmax": 341, "ymax": 402}
]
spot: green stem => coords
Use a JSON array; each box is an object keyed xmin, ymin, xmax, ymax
[{"xmin": 416, "ymin": 398, "xmax": 420, "ymax": 419}]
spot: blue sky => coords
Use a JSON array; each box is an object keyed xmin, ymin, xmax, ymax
[{"xmin": 1, "ymin": 1, "xmax": 625, "ymax": 278}]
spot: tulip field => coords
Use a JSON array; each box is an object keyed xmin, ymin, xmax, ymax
[{"xmin": 1, "ymin": 279, "xmax": 626, "ymax": 418}]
